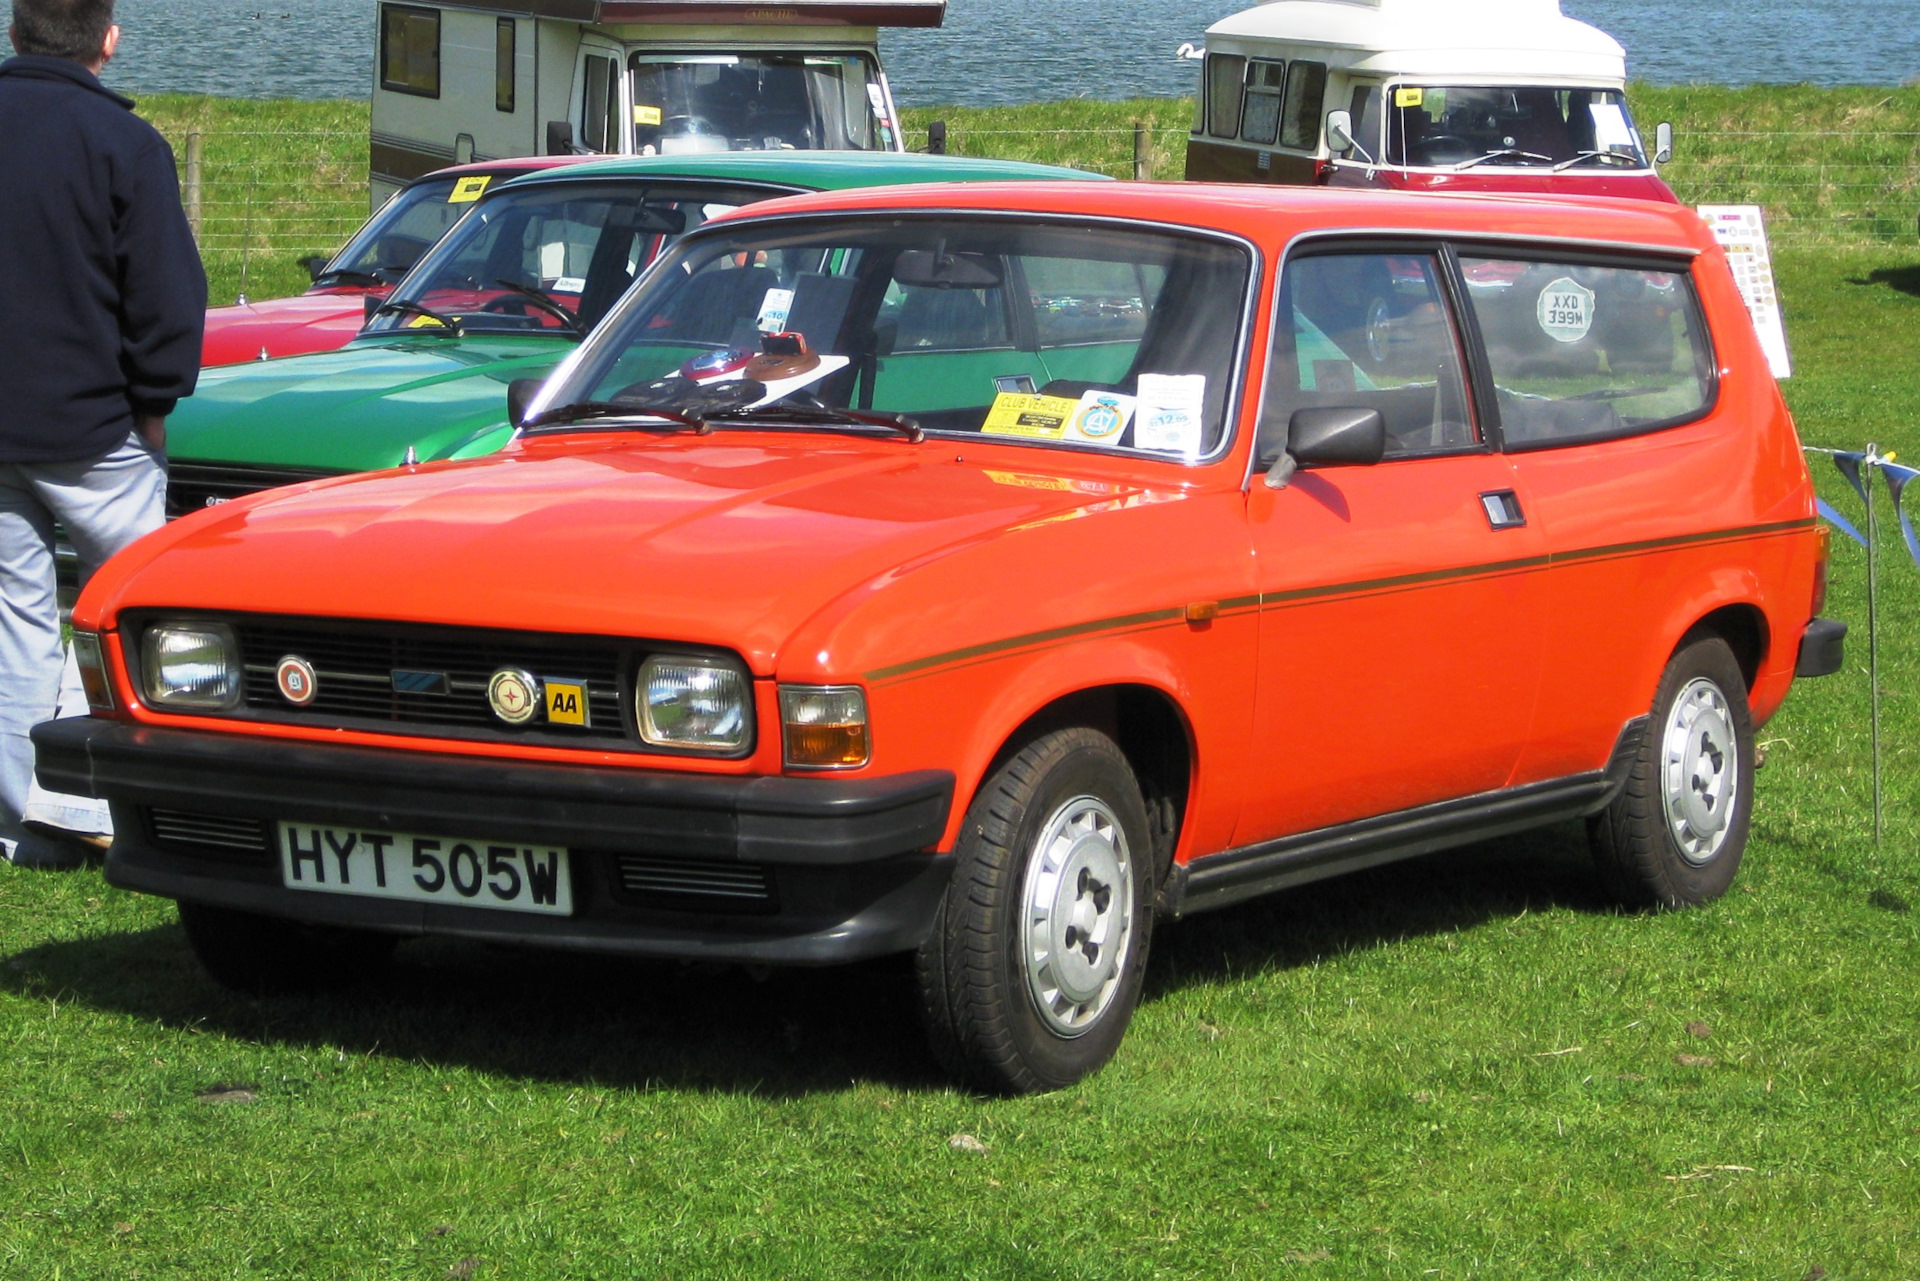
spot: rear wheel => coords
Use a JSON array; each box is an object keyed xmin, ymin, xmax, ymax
[
  {"xmin": 178, "ymin": 901, "xmax": 397, "ymax": 995},
  {"xmin": 1588, "ymin": 637, "xmax": 1754, "ymax": 908},
  {"xmin": 917, "ymin": 728, "xmax": 1154, "ymax": 1094}
]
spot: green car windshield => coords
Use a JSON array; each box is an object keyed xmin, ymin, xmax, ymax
[
  {"xmin": 362, "ymin": 180, "xmax": 768, "ymax": 339},
  {"xmin": 542, "ymin": 215, "xmax": 1252, "ymax": 460}
]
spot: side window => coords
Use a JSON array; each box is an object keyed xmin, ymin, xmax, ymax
[
  {"xmin": 1461, "ymin": 257, "xmax": 1715, "ymax": 448},
  {"xmin": 1260, "ymin": 252, "xmax": 1476, "ymax": 462},
  {"xmin": 379, "ymin": 3, "xmax": 440, "ymax": 98},
  {"xmin": 1346, "ymin": 84, "xmax": 1381, "ymax": 160},
  {"xmin": 1206, "ymin": 54, "xmax": 1247, "ymax": 139},
  {"xmin": 1279, "ymin": 61, "xmax": 1326, "ymax": 150},
  {"xmin": 580, "ymin": 55, "xmax": 622, "ymax": 153},
  {"xmin": 1240, "ymin": 60, "xmax": 1286, "ymax": 146},
  {"xmin": 495, "ymin": 18, "xmax": 516, "ymax": 113}
]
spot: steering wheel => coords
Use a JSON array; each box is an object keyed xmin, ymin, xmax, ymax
[
  {"xmin": 663, "ymin": 114, "xmax": 722, "ymax": 137},
  {"xmin": 1406, "ymin": 134, "xmax": 1472, "ymax": 163}
]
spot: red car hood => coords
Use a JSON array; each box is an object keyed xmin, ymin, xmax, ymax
[
  {"xmin": 85, "ymin": 433, "xmax": 1185, "ymax": 675},
  {"xmin": 202, "ymin": 290, "xmax": 381, "ymax": 367}
]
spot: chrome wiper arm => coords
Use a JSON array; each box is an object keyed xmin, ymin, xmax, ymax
[
  {"xmin": 714, "ymin": 403, "xmax": 925, "ymax": 443},
  {"xmin": 1453, "ymin": 148, "xmax": 1556, "ymax": 170},
  {"xmin": 1552, "ymin": 149, "xmax": 1642, "ymax": 172},
  {"xmin": 521, "ymin": 399, "xmax": 712, "ymax": 434},
  {"xmin": 370, "ymin": 297, "xmax": 464, "ymax": 335}
]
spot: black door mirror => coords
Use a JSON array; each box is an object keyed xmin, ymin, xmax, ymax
[
  {"xmin": 1264, "ymin": 406, "xmax": 1386, "ymax": 489},
  {"xmin": 507, "ymin": 377, "xmax": 544, "ymax": 428},
  {"xmin": 546, "ymin": 120, "xmax": 576, "ymax": 156}
]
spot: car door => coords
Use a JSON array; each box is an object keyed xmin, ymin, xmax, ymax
[{"xmin": 1239, "ymin": 245, "xmax": 1548, "ymax": 845}]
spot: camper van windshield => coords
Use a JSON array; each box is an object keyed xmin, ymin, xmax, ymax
[
  {"xmin": 1385, "ymin": 86, "xmax": 1647, "ymax": 171},
  {"xmin": 365, "ymin": 181, "xmax": 759, "ymax": 338},
  {"xmin": 629, "ymin": 53, "xmax": 886, "ymax": 154}
]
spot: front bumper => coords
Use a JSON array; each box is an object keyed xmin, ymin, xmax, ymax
[{"xmin": 34, "ymin": 718, "xmax": 955, "ymax": 965}]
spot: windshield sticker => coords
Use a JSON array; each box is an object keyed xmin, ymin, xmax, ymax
[
  {"xmin": 635, "ymin": 104, "xmax": 663, "ymax": 126},
  {"xmin": 448, "ymin": 176, "xmax": 492, "ymax": 204},
  {"xmin": 866, "ymin": 82, "xmax": 886, "ymax": 108},
  {"xmin": 1064, "ymin": 391, "xmax": 1136, "ymax": 446},
  {"xmin": 1134, "ymin": 374, "xmax": 1207, "ymax": 457},
  {"xmin": 1394, "ymin": 87, "xmax": 1424, "ymax": 109},
  {"xmin": 1589, "ymin": 102, "xmax": 1634, "ymax": 152},
  {"xmin": 983, "ymin": 393, "xmax": 1078, "ymax": 440},
  {"xmin": 756, "ymin": 288, "xmax": 796, "ymax": 334},
  {"xmin": 1537, "ymin": 277, "xmax": 1596, "ymax": 344},
  {"xmin": 550, "ymin": 276, "xmax": 586, "ymax": 295}
]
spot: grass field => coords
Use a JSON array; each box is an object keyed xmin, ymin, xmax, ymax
[{"xmin": 2, "ymin": 93, "xmax": 1919, "ymax": 1279}]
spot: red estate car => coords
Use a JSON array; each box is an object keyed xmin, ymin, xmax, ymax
[
  {"xmin": 200, "ymin": 157, "xmax": 589, "ymax": 367},
  {"xmin": 42, "ymin": 182, "xmax": 1843, "ymax": 1093}
]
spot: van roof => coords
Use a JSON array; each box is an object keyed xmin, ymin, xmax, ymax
[
  {"xmin": 1205, "ymin": 0, "xmax": 1626, "ymax": 85},
  {"xmin": 493, "ymin": 150, "xmax": 1113, "ymax": 192}
]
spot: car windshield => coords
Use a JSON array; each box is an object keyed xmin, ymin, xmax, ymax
[
  {"xmin": 362, "ymin": 180, "xmax": 758, "ymax": 337},
  {"xmin": 320, "ymin": 175, "xmax": 477, "ymax": 286},
  {"xmin": 631, "ymin": 53, "xmax": 888, "ymax": 153},
  {"xmin": 541, "ymin": 215, "xmax": 1253, "ymax": 460},
  {"xmin": 1384, "ymin": 86, "xmax": 1648, "ymax": 170}
]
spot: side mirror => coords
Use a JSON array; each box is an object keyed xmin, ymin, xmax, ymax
[
  {"xmin": 297, "ymin": 254, "xmax": 330, "ymax": 283},
  {"xmin": 546, "ymin": 120, "xmax": 576, "ymax": 156},
  {"xmin": 926, "ymin": 120, "xmax": 947, "ymax": 155},
  {"xmin": 1325, "ymin": 109, "xmax": 1355, "ymax": 155},
  {"xmin": 454, "ymin": 132, "xmax": 476, "ymax": 165},
  {"xmin": 1653, "ymin": 121, "xmax": 1673, "ymax": 166},
  {"xmin": 1263, "ymin": 406, "xmax": 1386, "ymax": 489},
  {"xmin": 507, "ymin": 377, "xmax": 544, "ymax": 429}
]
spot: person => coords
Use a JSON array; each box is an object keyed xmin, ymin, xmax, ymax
[{"xmin": 0, "ymin": 0, "xmax": 206, "ymax": 868}]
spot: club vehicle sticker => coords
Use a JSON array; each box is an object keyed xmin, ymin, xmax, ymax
[
  {"xmin": 982, "ymin": 393, "xmax": 1079, "ymax": 440},
  {"xmin": 1133, "ymin": 374, "xmax": 1207, "ymax": 457},
  {"xmin": 1537, "ymin": 277, "xmax": 1595, "ymax": 344},
  {"xmin": 1064, "ymin": 391, "xmax": 1136, "ymax": 446},
  {"xmin": 635, "ymin": 104, "xmax": 664, "ymax": 126},
  {"xmin": 448, "ymin": 175, "xmax": 492, "ymax": 204}
]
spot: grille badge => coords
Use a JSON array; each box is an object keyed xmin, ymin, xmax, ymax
[
  {"xmin": 391, "ymin": 669, "xmax": 450, "ymax": 695},
  {"xmin": 487, "ymin": 668, "xmax": 542, "ymax": 725},
  {"xmin": 275, "ymin": 656, "xmax": 318, "ymax": 706}
]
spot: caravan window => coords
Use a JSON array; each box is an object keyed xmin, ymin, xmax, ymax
[
  {"xmin": 1206, "ymin": 54, "xmax": 1247, "ymax": 139},
  {"xmin": 580, "ymin": 55, "xmax": 622, "ymax": 153},
  {"xmin": 1239, "ymin": 60, "xmax": 1286, "ymax": 146},
  {"xmin": 379, "ymin": 3, "xmax": 439, "ymax": 98},
  {"xmin": 629, "ymin": 53, "xmax": 885, "ymax": 154},
  {"xmin": 1280, "ymin": 61, "xmax": 1326, "ymax": 150},
  {"xmin": 495, "ymin": 18, "xmax": 516, "ymax": 114}
]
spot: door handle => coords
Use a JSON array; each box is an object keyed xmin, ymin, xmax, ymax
[{"xmin": 1480, "ymin": 489, "xmax": 1526, "ymax": 530}]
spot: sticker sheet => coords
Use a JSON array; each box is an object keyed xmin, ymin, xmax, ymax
[
  {"xmin": 1696, "ymin": 205, "xmax": 1792, "ymax": 379},
  {"xmin": 1133, "ymin": 374, "xmax": 1207, "ymax": 457}
]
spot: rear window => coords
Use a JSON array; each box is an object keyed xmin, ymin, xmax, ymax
[{"xmin": 1459, "ymin": 257, "xmax": 1715, "ymax": 448}]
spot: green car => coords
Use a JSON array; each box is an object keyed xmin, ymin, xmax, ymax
[{"xmin": 164, "ymin": 152, "xmax": 1109, "ymax": 515}]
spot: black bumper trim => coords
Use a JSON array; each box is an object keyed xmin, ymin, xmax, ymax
[{"xmin": 1797, "ymin": 617, "xmax": 1846, "ymax": 677}]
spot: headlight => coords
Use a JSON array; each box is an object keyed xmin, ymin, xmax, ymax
[
  {"xmin": 141, "ymin": 623, "xmax": 242, "ymax": 710},
  {"xmin": 779, "ymin": 685, "xmax": 869, "ymax": 769},
  {"xmin": 637, "ymin": 654, "xmax": 750, "ymax": 752},
  {"xmin": 71, "ymin": 631, "xmax": 115, "ymax": 712}
]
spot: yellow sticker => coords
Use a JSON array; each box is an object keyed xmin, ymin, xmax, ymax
[
  {"xmin": 448, "ymin": 175, "xmax": 492, "ymax": 204},
  {"xmin": 1394, "ymin": 87, "xmax": 1424, "ymax": 109},
  {"xmin": 408, "ymin": 314, "xmax": 448, "ymax": 329},
  {"xmin": 545, "ymin": 679, "xmax": 589, "ymax": 727},
  {"xmin": 981, "ymin": 393, "xmax": 1078, "ymax": 440},
  {"xmin": 634, "ymin": 104, "xmax": 664, "ymax": 126}
]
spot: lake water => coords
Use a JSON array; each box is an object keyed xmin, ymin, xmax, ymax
[{"xmin": 105, "ymin": 0, "xmax": 1920, "ymax": 105}]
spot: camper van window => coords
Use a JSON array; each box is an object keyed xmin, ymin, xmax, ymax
[
  {"xmin": 379, "ymin": 3, "xmax": 439, "ymax": 99},
  {"xmin": 1385, "ymin": 87, "xmax": 1649, "ymax": 170},
  {"xmin": 496, "ymin": 18, "xmax": 516, "ymax": 114},
  {"xmin": 1345, "ymin": 85, "xmax": 1381, "ymax": 160},
  {"xmin": 1239, "ymin": 60, "xmax": 1286, "ymax": 147},
  {"xmin": 581, "ymin": 55, "xmax": 621, "ymax": 153},
  {"xmin": 1279, "ymin": 62, "xmax": 1326, "ymax": 151},
  {"xmin": 629, "ymin": 53, "xmax": 883, "ymax": 154},
  {"xmin": 1206, "ymin": 54, "xmax": 1247, "ymax": 139}
]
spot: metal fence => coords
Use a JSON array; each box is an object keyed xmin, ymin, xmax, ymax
[{"xmin": 167, "ymin": 123, "xmax": 1919, "ymax": 304}]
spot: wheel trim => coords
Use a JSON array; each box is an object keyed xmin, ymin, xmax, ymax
[
  {"xmin": 1020, "ymin": 795, "xmax": 1134, "ymax": 1039},
  {"xmin": 1365, "ymin": 297, "xmax": 1394, "ymax": 364},
  {"xmin": 1660, "ymin": 676, "xmax": 1739, "ymax": 865}
]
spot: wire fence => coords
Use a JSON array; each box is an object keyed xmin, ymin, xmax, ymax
[{"xmin": 166, "ymin": 123, "xmax": 1920, "ymax": 304}]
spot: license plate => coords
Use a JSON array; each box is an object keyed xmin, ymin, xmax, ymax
[{"xmin": 278, "ymin": 822, "xmax": 573, "ymax": 916}]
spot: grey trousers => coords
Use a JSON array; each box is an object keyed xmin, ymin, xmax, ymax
[{"xmin": 0, "ymin": 434, "xmax": 167, "ymax": 857}]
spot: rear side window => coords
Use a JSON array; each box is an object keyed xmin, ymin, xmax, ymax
[
  {"xmin": 1260, "ymin": 252, "xmax": 1477, "ymax": 462},
  {"xmin": 1459, "ymin": 257, "xmax": 1715, "ymax": 448},
  {"xmin": 1207, "ymin": 54, "xmax": 1248, "ymax": 139},
  {"xmin": 1240, "ymin": 60, "xmax": 1286, "ymax": 146},
  {"xmin": 1280, "ymin": 61, "xmax": 1327, "ymax": 150},
  {"xmin": 380, "ymin": 3, "xmax": 440, "ymax": 98}
]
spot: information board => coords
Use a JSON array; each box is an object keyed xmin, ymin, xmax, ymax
[{"xmin": 1696, "ymin": 204, "xmax": 1792, "ymax": 379}]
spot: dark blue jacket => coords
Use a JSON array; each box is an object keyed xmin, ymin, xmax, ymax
[{"xmin": 0, "ymin": 56, "xmax": 206, "ymax": 463}]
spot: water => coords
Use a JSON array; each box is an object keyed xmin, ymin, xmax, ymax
[{"xmin": 100, "ymin": 0, "xmax": 1920, "ymax": 106}]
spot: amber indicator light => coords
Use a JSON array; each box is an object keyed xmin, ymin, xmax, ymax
[{"xmin": 779, "ymin": 685, "xmax": 870, "ymax": 769}]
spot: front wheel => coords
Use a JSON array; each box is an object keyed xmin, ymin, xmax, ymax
[
  {"xmin": 917, "ymin": 728, "xmax": 1154, "ymax": 1094},
  {"xmin": 1588, "ymin": 636, "xmax": 1754, "ymax": 908}
]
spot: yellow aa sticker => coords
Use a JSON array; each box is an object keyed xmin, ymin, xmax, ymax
[
  {"xmin": 545, "ymin": 679, "xmax": 589, "ymax": 727},
  {"xmin": 634, "ymin": 104, "xmax": 663, "ymax": 126},
  {"xmin": 448, "ymin": 175, "xmax": 493, "ymax": 204},
  {"xmin": 1394, "ymin": 87, "xmax": 1425, "ymax": 109}
]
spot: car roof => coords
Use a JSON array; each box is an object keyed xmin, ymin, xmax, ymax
[
  {"xmin": 489, "ymin": 150, "xmax": 1113, "ymax": 193},
  {"xmin": 701, "ymin": 180, "xmax": 1714, "ymax": 256},
  {"xmin": 405, "ymin": 155, "xmax": 600, "ymax": 187}
]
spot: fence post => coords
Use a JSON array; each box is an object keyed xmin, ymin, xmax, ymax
[
  {"xmin": 184, "ymin": 129, "xmax": 203, "ymax": 244},
  {"xmin": 1133, "ymin": 122, "xmax": 1151, "ymax": 180}
]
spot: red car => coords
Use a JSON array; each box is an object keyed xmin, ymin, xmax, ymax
[{"xmin": 200, "ymin": 157, "xmax": 592, "ymax": 367}]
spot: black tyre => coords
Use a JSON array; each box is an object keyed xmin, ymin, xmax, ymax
[
  {"xmin": 917, "ymin": 728, "xmax": 1154, "ymax": 1094},
  {"xmin": 1588, "ymin": 637, "xmax": 1754, "ymax": 908},
  {"xmin": 178, "ymin": 901, "xmax": 397, "ymax": 995}
]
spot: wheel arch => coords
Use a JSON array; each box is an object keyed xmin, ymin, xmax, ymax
[{"xmin": 1678, "ymin": 601, "xmax": 1771, "ymax": 691}]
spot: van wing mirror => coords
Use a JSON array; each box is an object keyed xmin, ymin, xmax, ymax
[
  {"xmin": 507, "ymin": 377, "xmax": 544, "ymax": 429},
  {"xmin": 1325, "ymin": 109, "xmax": 1355, "ymax": 155},
  {"xmin": 1264, "ymin": 406, "xmax": 1386, "ymax": 489},
  {"xmin": 1654, "ymin": 121, "xmax": 1674, "ymax": 165},
  {"xmin": 546, "ymin": 120, "xmax": 577, "ymax": 156}
]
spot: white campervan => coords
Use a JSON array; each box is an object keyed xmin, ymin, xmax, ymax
[
  {"xmin": 369, "ymin": 0, "xmax": 942, "ymax": 207},
  {"xmin": 1183, "ymin": 0, "xmax": 1676, "ymax": 203}
]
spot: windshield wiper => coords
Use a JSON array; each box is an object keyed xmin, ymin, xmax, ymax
[
  {"xmin": 1552, "ymin": 149, "xmax": 1643, "ymax": 172},
  {"xmin": 521, "ymin": 399, "xmax": 713, "ymax": 434},
  {"xmin": 370, "ymin": 297, "xmax": 464, "ymax": 335},
  {"xmin": 312, "ymin": 268, "xmax": 387, "ymax": 289},
  {"xmin": 492, "ymin": 279, "xmax": 586, "ymax": 336},
  {"xmin": 714, "ymin": 403, "xmax": 925, "ymax": 444},
  {"xmin": 1453, "ymin": 149, "xmax": 1556, "ymax": 170}
]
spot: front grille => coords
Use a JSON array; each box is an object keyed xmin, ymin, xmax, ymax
[
  {"xmin": 167, "ymin": 461, "xmax": 341, "ymax": 519},
  {"xmin": 610, "ymin": 854, "xmax": 776, "ymax": 912},
  {"xmin": 147, "ymin": 808, "xmax": 273, "ymax": 864},
  {"xmin": 228, "ymin": 617, "xmax": 632, "ymax": 748}
]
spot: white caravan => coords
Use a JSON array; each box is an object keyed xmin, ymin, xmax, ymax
[{"xmin": 368, "ymin": 0, "xmax": 943, "ymax": 207}]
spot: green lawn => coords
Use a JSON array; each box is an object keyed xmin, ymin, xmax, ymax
[{"xmin": 3, "ymin": 98, "xmax": 1919, "ymax": 1279}]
